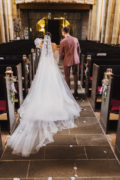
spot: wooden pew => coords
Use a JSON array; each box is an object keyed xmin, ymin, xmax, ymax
[
  {"xmin": 0, "ymin": 126, "xmax": 3, "ymax": 158},
  {"xmin": 0, "ymin": 63, "xmax": 23, "ymax": 106},
  {"xmin": 85, "ymin": 56, "xmax": 120, "ymax": 96},
  {"xmin": 0, "ymin": 55, "xmax": 22, "ymax": 65},
  {"xmin": 5, "ymin": 68, "xmax": 16, "ymax": 134},
  {"xmin": 29, "ymin": 48, "xmax": 41, "ymax": 80},
  {"xmin": 0, "ymin": 55, "xmax": 24, "ymax": 107},
  {"xmin": 4, "ymin": 67, "xmax": 20, "ymax": 134},
  {"xmin": 100, "ymin": 76, "xmax": 120, "ymax": 133},
  {"xmin": 79, "ymin": 40, "xmax": 120, "ymax": 91},
  {"xmin": 35, "ymin": 48, "xmax": 41, "ymax": 72},
  {"xmin": 16, "ymin": 63, "xmax": 23, "ymax": 106},
  {"xmin": 0, "ymin": 40, "xmax": 34, "ymax": 56},
  {"xmin": 115, "ymin": 112, "xmax": 120, "ymax": 161},
  {"xmin": 22, "ymin": 54, "xmax": 32, "ymax": 96},
  {"xmin": 30, "ymin": 48, "xmax": 36, "ymax": 79},
  {"xmin": 80, "ymin": 54, "xmax": 86, "ymax": 87},
  {"xmin": 91, "ymin": 64, "xmax": 120, "ymax": 111},
  {"xmin": 80, "ymin": 40, "xmax": 120, "ymax": 59},
  {"xmin": 80, "ymin": 40, "xmax": 120, "ymax": 88},
  {"xmin": 0, "ymin": 64, "xmax": 23, "ymax": 133},
  {"xmin": 22, "ymin": 49, "xmax": 41, "ymax": 96}
]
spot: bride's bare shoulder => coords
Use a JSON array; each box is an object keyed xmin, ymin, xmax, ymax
[{"xmin": 51, "ymin": 43, "xmax": 57, "ymax": 51}]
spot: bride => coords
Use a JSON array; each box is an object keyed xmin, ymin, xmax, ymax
[{"xmin": 7, "ymin": 33, "xmax": 81, "ymax": 157}]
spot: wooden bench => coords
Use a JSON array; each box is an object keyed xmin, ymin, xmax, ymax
[
  {"xmin": 85, "ymin": 56, "xmax": 120, "ymax": 96},
  {"xmin": 100, "ymin": 76, "xmax": 120, "ymax": 133},
  {"xmin": 91, "ymin": 64, "xmax": 120, "ymax": 111},
  {"xmin": 4, "ymin": 68, "xmax": 19, "ymax": 134},
  {"xmin": 0, "ymin": 125, "xmax": 3, "ymax": 158},
  {"xmin": 80, "ymin": 54, "xmax": 87, "ymax": 87},
  {"xmin": 115, "ymin": 112, "xmax": 120, "ymax": 161},
  {"xmin": 0, "ymin": 64, "xmax": 23, "ymax": 133},
  {"xmin": 22, "ymin": 54, "xmax": 32, "ymax": 96},
  {"xmin": 0, "ymin": 40, "xmax": 34, "ymax": 56},
  {"xmin": 35, "ymin": 48, "xmax": 41, "ymax": 72},
  {"xmin": 80, "ymin": 40, "xmax": 120, "ymax": 88},
  {"xmin": 0, "ymin": 63, "xmax": 23, "ymax": 107},
  {"xmin": 28, "ymin": 48, "xmax": 41, "ymax": 80}
]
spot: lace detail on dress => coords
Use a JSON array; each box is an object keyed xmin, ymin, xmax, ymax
[{"xmin": 41, "ymin": 35, "xmax": 53, "ymax": 57}]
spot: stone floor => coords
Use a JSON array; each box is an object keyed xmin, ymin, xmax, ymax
[
  {"xmin": 1, "ymin": 64, "xmax": 120, "ymax": 179},
  {"xmin": 0, "ymin": 99, "xmax": 120, "ymax": 179}
]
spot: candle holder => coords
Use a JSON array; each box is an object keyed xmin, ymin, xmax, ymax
[
  {"xmin": 23, "ymin": 54, "xmax": 27, "ymax": 60},
  {"xmin": 5, "ymin": 67, "xmax": 13, "ymax": 77},
  {"xmin": 107, "ymin": 68, "xmax": 112, "ymax": 73},
  {"xmin": 31, "ymin": 48, "xmax": 35, "ymax": 53},
  {"xmin": 104, "ymin": 68, "xmax": 113, "ymax": 79}
]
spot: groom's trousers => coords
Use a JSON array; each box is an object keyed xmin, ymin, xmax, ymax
[{"xmin": 64, "ymin": 64, "xmax": 78, "ymax": 93}]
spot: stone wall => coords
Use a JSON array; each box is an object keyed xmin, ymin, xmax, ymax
[{"xmin": 20, "ymin": 10, "xmax": 89, "ymax": 41}]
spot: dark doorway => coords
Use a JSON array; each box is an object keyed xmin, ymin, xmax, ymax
[{"xmin": 48, "ymin": 20, "xmax": 61, "ymax": 44}]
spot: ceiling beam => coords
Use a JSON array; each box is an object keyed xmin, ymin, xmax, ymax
[{"xmin": 18, "ymin": 3, "xmax": 91, "ymax": 10}]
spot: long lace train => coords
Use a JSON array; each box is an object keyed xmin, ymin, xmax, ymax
[
  {"xmin": 7, "ymin": 35, "xmax": 81, "ymax": 157},
  {"xmin": 7, "ymin": 119, "xmax": 77, "ymax": 157}
]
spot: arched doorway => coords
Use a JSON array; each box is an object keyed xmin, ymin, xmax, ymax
[{"xmin": 36, "ymin": 17, "xmax": 70, "ymax": 44}]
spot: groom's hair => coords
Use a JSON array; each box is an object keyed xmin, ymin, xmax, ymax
[
  {"xmin": 62, "ymin": 26, "xmax": 70, "ymax": 33},
  {"xmin": 45, "ymin": 32, "xmax": 52, "ymax": 39}
]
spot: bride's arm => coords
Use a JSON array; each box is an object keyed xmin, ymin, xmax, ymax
[
  {"xmin": 52, "ymin": 43, "xmax": 57, "ymax": 52},
  {"xmin": 52, "ymin": 43, "xmax": 59, "ymax": 63},
  {"xmin": 54, "ymin": 50, "xmax": 59, "ymax": 63}
]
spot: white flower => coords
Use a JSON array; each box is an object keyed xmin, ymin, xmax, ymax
[
  {"xmin": 73, "ymin": 166, "xmax": 78, "ymax": 170},
  {"xmin": 34, "ymin": 38, "xmax": 43, "ymax": 48},
  {"xmin": 71, "ymin": 177, "xmax": 75, "ymax": 180},
  {"xmin": 48, "ymin": 177, "xmax": 52, "ymax": 180}
]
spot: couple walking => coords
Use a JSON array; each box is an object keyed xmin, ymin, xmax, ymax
[{"xmin": 7, "ymin": 26, "xmax": 81, "ymax": 157}]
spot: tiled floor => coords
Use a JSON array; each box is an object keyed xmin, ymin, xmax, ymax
[
  {"xmin": 0, "ymin": 99, "xmax": 120, "ymax": 179},
  {"xmin": 0, "ymin": 65, "xmax": 120, "ymax": 179}
]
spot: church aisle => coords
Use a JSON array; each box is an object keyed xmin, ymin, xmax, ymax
[
  {"xmin": 0, "ymin": 100, "xmax": 120, "ymax": 179},
  {"xmin": 0, "ymin": 65, "xmax": 120, "ymax": 179}
]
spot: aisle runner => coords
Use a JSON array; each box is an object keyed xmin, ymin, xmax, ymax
[{"xmin": 0, "ymin": 65, "xmax": 120, "ymax": 179}]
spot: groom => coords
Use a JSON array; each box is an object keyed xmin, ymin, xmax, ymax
[{"xmin": 60, "ymin": 26, "xmax": 81, "ymax": 98}]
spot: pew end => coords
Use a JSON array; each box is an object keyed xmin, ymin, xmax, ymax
[
  {"xmin": 100, "ymin": 77, "xmax": 113, "ymax": 134},
  {"xmin": 91, "ymin": 63, "xmax": 100, "ymax": 111},
  {"xmin": 0, "ymin": 126, "xmax": 3, "ymax": 158},
  {"xmin": 80, "ymin": 54, "xmax": 86, "ymax": 87},
  {"xmin": 5, "ymin": 68, "xmax": 19, "ymax": 134},
  {"xmin": 0, "ymin": 65, "xmax": 22, "ymax": 134},
  {"xmin": 85, "ymin": 55, "xmax": 92, "ymax": 96},
  {"xmin": 91, "ymin": 64, "xmax": 120, "ymax": 112},
  {"xmin": 115, "ymin": 112, "xmax": 120, "ymax": 162},
  {"xmin": 100, "ymin": 76, "xmax": 120, "ymax": 134}
]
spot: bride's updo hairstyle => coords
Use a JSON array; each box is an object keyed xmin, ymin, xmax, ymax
[{"xmin": 45, "ymin": 32, "xmax": 52, "ymax": 39}]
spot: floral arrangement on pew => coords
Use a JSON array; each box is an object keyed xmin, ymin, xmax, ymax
[
  {"xmin": 23, "ymin": 55, "xmax": 30, "ymax": 74},
  {"xmin": 31, "ymin": 48, "xmax": 36, "ymax": 62},
  {"xmin": 85, "ymin": 64, "xmax": 88, "ymax": 79},
  {"xmin": 36, "ymin": 48, "xmax": 41, "ymax": 57},
  {"xmin": 102, "ymin": 68, "xmax": 113, "ymax": 102},
  {"xmin": 85, "ymin": 55, "xmax": 91, "ymax": 81},
  {"xmin": 85, "ymin": 63, "xmax": 88, "ymax": 80},
  {"xmin": 5, "ymin": 67, "xmax": 17, "ymax": 104}
]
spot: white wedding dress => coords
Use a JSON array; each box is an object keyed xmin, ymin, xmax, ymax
[{"xmin": 7, "ymin": 35, "xmax": 81, "ymax": 157}]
